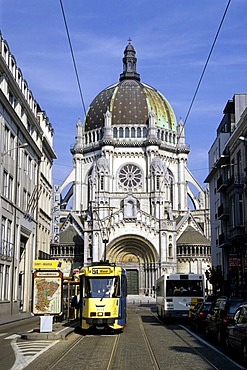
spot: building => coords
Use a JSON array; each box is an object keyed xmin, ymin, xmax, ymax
[
  {"xmin": 205, "ymin": 93, "xmax": 247, "ymax": 296},
  {"xmin": 51, "ymin": 41, "xmax": 211, "ymax": 295},
  {"xmin": 0, "ymin": 33, "xmax": 56, "ymax": 315}
]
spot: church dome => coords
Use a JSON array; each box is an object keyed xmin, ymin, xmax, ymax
[{"xmin": 84, "ymin": 41, "xmax": 177, "ymax": 132}]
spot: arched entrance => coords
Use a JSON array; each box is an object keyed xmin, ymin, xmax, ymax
[{"xmin": 106, "ymin": 235, "xmax": 159, "ymax": 296}]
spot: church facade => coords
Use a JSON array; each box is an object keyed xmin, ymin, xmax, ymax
[{"xmin": 52, "ymin": 42, "xmax": 211, "ymax": 295}]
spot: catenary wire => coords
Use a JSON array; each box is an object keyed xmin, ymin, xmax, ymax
[
  {"xmin": 159, "ymin": 0, "xmax": 232, "ymax": 192},
  {"xmin": 183, "ymin": 0, "xmax": 232, "ymax": 127},
  {"xmin": 59, "ymin": 0, "xmax": 87, "ymax": 116}
]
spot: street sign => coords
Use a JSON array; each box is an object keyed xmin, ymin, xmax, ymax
[{"xmin": 32, "ymin": 260, "xmax": 64, "ymax": 269}]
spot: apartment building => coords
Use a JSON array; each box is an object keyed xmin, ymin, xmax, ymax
[
  {"xmin": 205, "ymin": 94, "xmax": 247, "ymax": 296},
  {"xmin": 0, "ymin": 33, "xmax": 56, "ymax": 315}
]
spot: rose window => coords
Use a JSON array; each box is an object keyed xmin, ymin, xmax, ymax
[{"xmin": 118, "ymin": 164, "xmax": 142, "ymax": 190}]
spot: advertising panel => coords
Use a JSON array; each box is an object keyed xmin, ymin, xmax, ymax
[{"xmin": 32, "ymin": 270, "xmax": 63, "ymax": 315}]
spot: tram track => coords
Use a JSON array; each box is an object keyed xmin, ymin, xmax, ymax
[{"xmin": 25, "ymin": 306, "xmax": 244, "ymax": 370}]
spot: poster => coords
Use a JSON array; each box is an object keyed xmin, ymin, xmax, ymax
[{"xmin": 32, "ymin": 270, "xmax": 63, "ymax": 315}]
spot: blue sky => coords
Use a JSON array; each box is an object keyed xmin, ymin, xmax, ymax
[{"xmin": 1, "ymin": 0, "xmax": 247, "ymax": 188}]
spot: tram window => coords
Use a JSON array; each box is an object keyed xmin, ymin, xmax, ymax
[{"xmin": 85, "ymin": 277, "xmax": 120, "ymax": 298}]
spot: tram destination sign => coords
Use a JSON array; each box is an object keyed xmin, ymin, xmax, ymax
[
  {"xmin": 92, "ymin": 268, "xmax": 112, "ymax": 274},
  {"xmin": 32, "ymin": 270, "xmax": 63, "ymax": 315}
]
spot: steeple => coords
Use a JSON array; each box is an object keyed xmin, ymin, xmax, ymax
[{"xmin": 119, "ymin": 38, "xmax": 140, "ymax": 82}]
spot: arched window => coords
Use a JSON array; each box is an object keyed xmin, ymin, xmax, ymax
[
  {"xmin": 113, "ymin": 127, "xmax": 117, "ymax": 138},
  {"xmin": 119, "ymin": 127, "xmax": 123, "ymax": 138},
  {"xmin": 125, "ymin": 127, "xmax": 129, "ymax": 138}
]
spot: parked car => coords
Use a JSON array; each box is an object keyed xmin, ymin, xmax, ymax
[
  {"xmin": 190, "ymin": 301, "xmax": 213, "ymax": 332},
  {"xmin": 226, "ymin": 303, "xmax": 247, "ymax": 364},
  {"xmin": 205, "ymin": 296, "xmax": 246, "ymax": 344}
]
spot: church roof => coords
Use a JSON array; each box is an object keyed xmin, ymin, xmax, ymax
[
  {"xmin": 84, "ymin": 41, "xmax": 177, "ymax": 132},
  {"xmin": 59, "ymin": 225, "xmax": 83, "ymax": 245},
  {"xmin": 177, "ymin": 226, "xmax": 210, "ymax": 246}
]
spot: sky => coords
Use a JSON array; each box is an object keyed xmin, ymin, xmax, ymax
[{"xmin": 1, "ymin": 0, "xmax": 247, "ymax": 189}]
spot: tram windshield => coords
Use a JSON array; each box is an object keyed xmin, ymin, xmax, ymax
[{"xmin": 85, "ymin": 276, "xmax": 120, "ymax": 298}]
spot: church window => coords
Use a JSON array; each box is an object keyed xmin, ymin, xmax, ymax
[
  {"xmin": 143, "ymin": 127, "xmax": 147, "ymax": 138},
  {"xmin": 125, "ymin": 127, "xmax": 129, "ymax": 137},
  {"xmin": 131, "ymin": 127, "xmax": 135, "ymax": 138},
  {"xmin": 119, "ymin": 164, "xmax": 142, "ymax": 190},
  {"xmin": 113, "ymin": 127, "xmax": 117, "ymax": 138},
  {"xmin": 100, "ymin": 175, "xmax": 104, "ymax": 191},
  {"xmin": 156, "ymin": 176, "xmax": 160, "ymax": 190},
  {"xmin": 137, "ymin": 127, "xmax": 141, "ymax": 138},
  {"xmin": 119, "ymin": 127, "xmax": 123, "ymax": 138},
  {"xmin": 168, "ymin": 244, "xmax": 172, "ymax": 258}
]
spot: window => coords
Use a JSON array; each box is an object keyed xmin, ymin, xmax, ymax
[
  {"xmin": 239, "ymin": 193, "xmax": 244, "ymax": 226},
  {"xmin": 0, "ymin": 265, "xmax": 3, "ymax": 300},
  {"xmin": 100, "ymin": 176, "xmax": 104, "ymax": 191},
  {"xmin": 8, "ymin": 176, "xmax": 13, "ymax": 201},
  {"xmin": 7, "ymin": 220, "xmax": 11, "ymax": 257},
  {"xmin": 119, "ymin": 164, "xmax": 142, "ymax": 190},
  {"xmin": 2, "ymin": 171, "xmax": 8, "ymax": 197},
  {"xmin": 4, "ymin": 266, "xmax": 10, "ymax": 300},
  {"xmin": 156, "ymin": 176, "xmax": 160, "ymax": 190},
  {"xmin": 4, "ymin": 126, "xmax": 9, "ymax": 153}
]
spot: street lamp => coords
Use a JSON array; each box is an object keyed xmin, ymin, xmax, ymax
[{"xmin": 0, "ymin": 142, "xmax": 28, "ymax": 159}]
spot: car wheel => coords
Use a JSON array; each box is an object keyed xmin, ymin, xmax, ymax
[
  {"xmin": 217, "ymin": 330, "xmax": 221, "ymax": 343},
  {"xmin": 225, "ymin": 335, "xmax": 230, "ymax": 350},
  {"xmin": 243, "ymin": 343, "xmax": 247, "ymax": 364},
  {"xmin": 205, "ymin": 325, "xmax": 210, "ymax": 339},
  {"xmin": 217, "ymin": 329, "xmax": 222, "ymax": 344},
  {"xmin": 195, "ymin": 322, "xmax": 199, "ymax": 332}
]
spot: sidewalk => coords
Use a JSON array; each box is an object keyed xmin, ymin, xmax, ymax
[
  {"xmin": 0, "ymin": 311, "xmax": 78, "ymax": 340},
  {"xmin": 0, "ymin": 295, "xmax": 156, "ymax": 340},
  {"xmin": 0, "ymin": 311, "xmax": 33, "ymax": 325}
]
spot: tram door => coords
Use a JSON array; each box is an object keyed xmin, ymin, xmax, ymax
[{"xmin": 126, "ymin": 269, "xmax": 139, "ymax": 295}]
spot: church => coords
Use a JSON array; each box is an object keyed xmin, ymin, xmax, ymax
[{"xmin": 51, "ymin": 41, "xmax": 211, "ymax": 295}]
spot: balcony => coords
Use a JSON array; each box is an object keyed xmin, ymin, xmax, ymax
[
  {"xmin": 217, "ymin": 175, "xmax": 228, "ymax": 192},
  {"xmin": 218, "ymin": 232, "xmax": 231, "ymax": 248},
  {"xmin": 217, "ymin": 204, "xmax": 229, "ymax": 220},
  {"xmin": 229, "ymin": 226, "xmax": 245, "ymax": 241},
  {"xmin": 227, "ymin": 174, "xmax": 244, "ymax": 190}
]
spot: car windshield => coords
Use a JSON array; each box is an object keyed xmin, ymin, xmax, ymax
[
  {"xmin": 202, "ymin": 303, "xmax": 212, "ymax": 311},
  {"xmin": 228, "ymin": 300, "xmax": 245, "ymax": 314}
]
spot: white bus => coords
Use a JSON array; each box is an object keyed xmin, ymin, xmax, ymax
[{"xmin": 156, "ymin": 273, "xmax": 205, "ymax": 320}]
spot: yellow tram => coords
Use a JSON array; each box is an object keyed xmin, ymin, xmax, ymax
[{"xmin": 78, "ymin": 261, "xmax": 127, "ymax": 331}]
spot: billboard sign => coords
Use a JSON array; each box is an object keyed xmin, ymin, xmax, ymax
[{"xmin": 32, "ymin": 270, "xmax": 63, "ymax": 315}]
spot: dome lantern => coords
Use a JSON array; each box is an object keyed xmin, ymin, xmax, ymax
[{"xmin": 119, "ymin": 38, "xmax": 140, "ymax": 82}]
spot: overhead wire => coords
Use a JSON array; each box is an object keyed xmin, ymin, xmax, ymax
[
  {"xmin": 59, "ymin": 0, "xmax": 231, "ymax": 193},
  {"xmin": 183, "ymin": 0, "xmax": 232, "ymax": 127},
  {"xmin": 159, "ymin": 0, "xmax": 232, "ymax": 192},
  {"xmin": 59, "ymin": 0, "xmax": 87, "ymax": 116}
]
